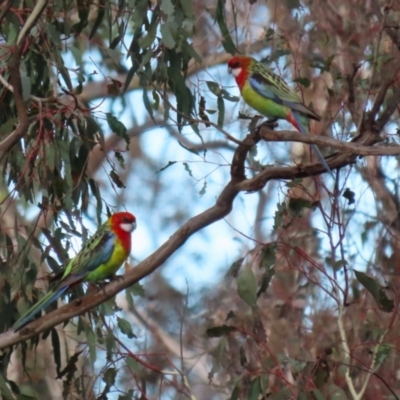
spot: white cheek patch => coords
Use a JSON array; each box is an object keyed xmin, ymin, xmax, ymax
[
  {"xmin": 231, "ymin": 67, "xmax": 242, "ymax": 78},
  {"xmin": 120, "ymin": 222, "xmax": 136, "ymax": 232}
]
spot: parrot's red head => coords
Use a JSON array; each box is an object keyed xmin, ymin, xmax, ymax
[
  {"xmin": 109, "ymin": 212, "xmax": 137, "ymax": 255},
  {"xmin": 110, "ymin": 212, "xmax": 137, "ymax": 233},
  {"xmin": 228, "ymin": 56, "xmax": 253, "ymax": 89}
]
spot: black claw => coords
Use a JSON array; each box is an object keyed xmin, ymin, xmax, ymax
[{"xmin": 260, "ymin": 118, "xmax": 278, "ymax": 129}]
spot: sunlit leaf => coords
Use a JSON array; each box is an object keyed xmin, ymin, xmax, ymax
[
  {"xmin": 230, "ymin": 385, "xmax": 240, "ymax": 400},
  {"xmin": 374, "ymin": 344, "xmax": 391, "ymax": 369},
  {"xmin": 161, "ymin": 23, "xmax": 176, "ymax": 48},
  {"xmin": 105, "ymin": 330, "xmax": 115, "ymax": 361},
  {"xmin": 215, "ymin": 0, "xmax": 238, "ymax": 55},
  {"xmin": 206, "ymin": 81, "xmax": 221, "ymax": 96},
  {"xmin": 161, "ymin": 0, "xmax": 175, "ymax": 16},
  {"xmin": 106, "ymin": 113, "xmax": 129, "ymax": 148},
  {"xmin": 217, "ymin": 96, "xmax": 225, "ymax": 127},
  {"xmin": 354, "ymin": 270, "xmax": 394, "ymax": 312},
  {"xmin": 248, "ymin": 377, "xmax": 261, "ymax": 400},
  {"xmin": 311, "ymin": 389, "xmax": 325, "ymax": 400},
  {"xmin": 237, "ymin": 268, "xmax": 257, "ymax": 309},
  {"xmin": 102, "ymin": 367, "xmax": 117, "ymax": 391},
  {"xmin": 117, "ymin": 316, "xmax": 136, "ymax": 339},
  {"xmin": 126, "ymin": 356, "xmax": 141, "ymax": 374},
  {"xmin": 85, "ymin": 325, "xmax": 97, "ymax": 366},
  {"xmin": 0, "ymin": 373, "xmax": 15, "ymax": 398}
]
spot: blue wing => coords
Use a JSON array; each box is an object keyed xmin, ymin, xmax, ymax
[
  {"xmin": 249, "ymin": 72, "xmax": 319, "ymax": 119},
  {"xmin": 58, "ymin": 231, "xmax": 116, "ymax": 287}
]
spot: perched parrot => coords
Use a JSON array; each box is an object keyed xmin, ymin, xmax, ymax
[
  {"xmin": 13, "ymin": 211, "xmax": 137, "ymax": 331},
  {"xmin": 228, "ymin": 56, "xmax": 333, "ymax": 177}
]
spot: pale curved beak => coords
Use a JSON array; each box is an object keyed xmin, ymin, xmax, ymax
[
  {"xmin": 120, "ymin": 221, "xmax": 137, "ymax": 232},
  {"xmin": 228, "ymin": 67, "xmax": 232, "ymax": 75}
]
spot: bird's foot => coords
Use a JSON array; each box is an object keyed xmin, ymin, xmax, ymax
[
  {"xmin": 92, "ymin": 281, "xmax": 107, "ymax": 293},
  {"xmin": 249, "ymin": 117, "xmax": 279, "ymax": 134},
  {"xmin": 107, "ymin": 275, "xmax": 124, "ymax": 283},
  {"xmin": 259, "ymin": 118, "xmax": 278, "ymax": 129},
  {"xmin": 93, "ymin": 275, "xmax": 124, "ymax": 293}
]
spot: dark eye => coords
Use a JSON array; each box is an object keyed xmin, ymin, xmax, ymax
[
  {"xmin": 231, "ymin": 61, "xmax": 240, "ymax": 68},
  {"xmin": 123, "ymin": 216, "xmax": 131, "ymax": 223}
]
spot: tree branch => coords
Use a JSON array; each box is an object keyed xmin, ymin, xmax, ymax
[
  {"xmin": 237, "ymin": 128, "xmax": 382, "ymax": 188},
  {"xmin": 375, "ymin": 84, "xmax": 400, "ymax": 131},
  {"xmin": 259, "ymin": 127, "xmax": 400, "ymax": 156},
  {"xmin": 6, "ymin": 42, "xmax": 28, "ymax": 154}
]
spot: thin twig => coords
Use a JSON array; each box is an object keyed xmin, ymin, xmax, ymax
[
  {"xmin": 259, "ymin": 128, "xmax": 400, "ymax": 156},
  {"xmin": 357, "ymin": 330, "xmax": 389, "ymax": 399},
  {"xmin": 337, "ymin": 304, "xmax": 358, "ymax": 399},
  {"xmin": 16, "ymin": 0, "xmax": 48, "ymax": 45}
]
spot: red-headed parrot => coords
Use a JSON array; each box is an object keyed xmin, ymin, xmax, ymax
[
  {"xmin": 13, "ymin": 212, "xmax": 137, "ymax": 331},
  {"xmin": 228, "ymin": 56, "xmax": 333, "ymax": 177}
]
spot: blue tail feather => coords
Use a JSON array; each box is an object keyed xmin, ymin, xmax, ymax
[
  {"xmin": 13, "ymin": 286, "xmax": 69, "ymax": 331},
  {"xmin": 291, "ymin": 111, "xmax": 334, "ymax": 178}
]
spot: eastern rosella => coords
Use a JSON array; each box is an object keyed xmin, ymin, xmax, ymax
[
  {"xmin": 228, "ymin": 56, "xmax": 333, "ymax": 177},
  {"xmin": 13, "ymin": 212, "xmax": 137, "ymax": 331}
]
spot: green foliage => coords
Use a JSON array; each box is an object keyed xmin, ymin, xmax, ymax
[
  {"xmin": 247, "ymin": 376, "xmax": 262, "ymax": 400},
  {"xmin": 354, "ymin": 270, "xmax": 394, "ymax": 312},
  {"xmin": 257, "ymin": 245, "xmax": 276, "ymax": 297},
  {"xmin": 57, "ymin": 350, "xmax": 83, "ymax": 395},
  {"xmin": 237, "ymin": 268, "xmax": 258, "ymax": 309},
  {"xmin": 227, "ymin": 256, "xmax": 245, "ymax": 277},
  {"xmin": 117, "ymin": 316, "xmax": 136, "ymax": 339},
  {"xmin": 215, "ymin": 0, "xmax": 238, "ymax": 55},
  {"xmin": 100, "ymin": 367, "xmax": 117, "ymax": 398},
  {"xmin": 375, "ymin": 344, "xmax": 391, "ymax": 369},
  {"xmin": 293, "ymin": 77, "xmax": 311, "ymax": 88},
  {"xmin": 51, "ymin": 328, "xmax": 62, "ymax": 377},
  {"xmin": 206, "ymin": 324, "xmax": 237, "ymax": 337},
  {"xmin": 206, "ymin": 80, "xmax": 239, "ymax": 127},
  {"xmin": 106, "ymin": 113, "xmax": 130, "ymax": 149}
]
